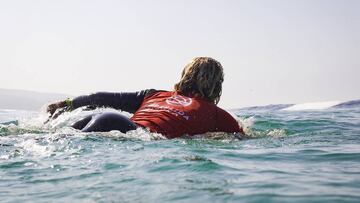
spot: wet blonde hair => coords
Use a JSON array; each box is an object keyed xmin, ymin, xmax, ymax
[{"xmin": 174, "ymin": 57, "xmax": 224, "ymax": 104}]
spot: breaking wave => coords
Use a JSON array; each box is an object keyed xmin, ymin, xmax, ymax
[{"xmin": 239, "ymin": 99, "xmax": 360, "ymax": 111}]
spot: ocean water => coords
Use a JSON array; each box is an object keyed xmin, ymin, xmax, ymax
[{"xmin": 0, "ymin": 101, "xmax": 360, "ymax": 203}]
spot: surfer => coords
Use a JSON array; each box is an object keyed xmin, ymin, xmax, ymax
[{"xmin": 47, "ymin": 57, "xmax": 244, "ymax": 139}]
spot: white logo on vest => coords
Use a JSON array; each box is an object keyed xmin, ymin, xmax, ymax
[{"xmin": 166, "ymin": 95, "xmax": 192, "ymax": 106}]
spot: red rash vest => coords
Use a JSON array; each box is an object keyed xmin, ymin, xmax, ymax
[{"xmin": 131, "ymin": 91, "xmax": 242, "ymax": 138}]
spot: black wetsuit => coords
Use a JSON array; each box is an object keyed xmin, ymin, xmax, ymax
[{"xmin": 70, "ymin": 89, "xmax": 156, "ymax": 133}]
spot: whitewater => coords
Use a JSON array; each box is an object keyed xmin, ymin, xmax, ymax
[{"xmin": 1, "ymin": 100, "xmax": 360, "ymax": 202}]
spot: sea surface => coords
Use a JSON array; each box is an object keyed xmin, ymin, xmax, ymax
[{"xmin": 1, "ymin": 100, "xmax": 360, "ymax": 203}]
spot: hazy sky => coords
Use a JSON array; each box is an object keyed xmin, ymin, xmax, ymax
[{"xmin": 0, "ymin": 0, "xmax": 359, "ymax": 108}]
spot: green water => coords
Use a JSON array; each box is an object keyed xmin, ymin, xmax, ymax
[{"xmin": 0, "ymin": 107, "xmax": 360, "ymax": 202}]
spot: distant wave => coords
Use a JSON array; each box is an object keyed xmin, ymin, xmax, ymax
[
  {"xmin": 239, "ymin": 104, "xmax": 293, "ymax": 111},
  {"xmin": 238, "ymin": 99, "xmax": 360, "ymax": 111},
  {"xmin": 282, "ymin": 101, "xmax": 342, "ymax": 111},
  {"xmin": 332, "ymin": 99, "xmax": 360, "ymax": 108}
]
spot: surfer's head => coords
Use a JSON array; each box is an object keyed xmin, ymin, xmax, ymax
[{"xmin": 174, "ymin": 57, "xmax": 224, "ymax": 104}]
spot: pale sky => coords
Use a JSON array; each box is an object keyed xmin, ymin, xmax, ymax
[{"xmin": 0, "ymin": 0, "xmax": 359, "ymax": 108}]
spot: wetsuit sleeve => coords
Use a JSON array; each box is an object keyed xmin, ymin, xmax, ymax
[
  {"xmin": 72, "ymin": 89, "xmax": 157, "ymax": 113},
  {"xmin": 215, "ymin": 108, "xmax": 243, "ymax": 133}
]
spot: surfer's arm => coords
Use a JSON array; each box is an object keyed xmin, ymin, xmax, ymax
[
  {"xmin": 71, "ymin": 89, "xmax": 156, "ymax": 113},
  {"xmin": 215, "ymin": 108, "xmax": 244, "ymax": 137},
  {"xmin": 46, "ymin": 89, "xmax": 156, "ymax": 117}
]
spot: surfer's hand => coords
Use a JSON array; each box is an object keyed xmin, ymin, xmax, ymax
[{"xmin": 47, "ymin": 101, "xmax": 66, "ymax": 116}]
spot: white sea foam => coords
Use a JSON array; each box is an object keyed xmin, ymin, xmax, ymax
[
  {"xmin": 238, "ymin": 116, "xmax": 255, "ymax": 135},
  {"xmin": 0, "ymin": 154, "xmax": 10, "ymax": 160},
  {"xmin": 282, "ymin": 101, "xmax": 343, "ymax": 111},
  {"xmin": 266, "ymin": 129, "xmax": 287, "ymax": 137},
  {"xmin": 104, "ymin": 128, "xmax": 166, "ymax": 141},
  {"xmin": 15, "ymin": 138, "xmax": 55, "ymax": 157}
]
